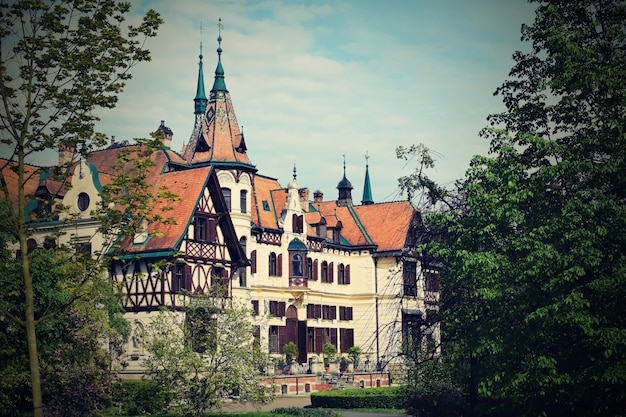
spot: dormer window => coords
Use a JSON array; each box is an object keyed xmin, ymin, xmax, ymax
[{"xmin": 292, "ymin": 214, "xmax": 303, "ymax": 233}]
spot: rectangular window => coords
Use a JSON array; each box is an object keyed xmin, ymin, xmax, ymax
[
  {"xmin": 251, "ymin": 300, "xmax": 259, "ymax": 316},
  {"xmin": 172, "ymin": 264, "xmax": 192, "ymax": 293},
  {"xmin": 240, "ymin": 190, "xmax": 247, "ymax": 213},
  {"xmin": 339, "ymin": 306, "xmax": 353, "ymax": 321},
  {"xmin": 425, "ymin": 270, "xmax": 440, "ymax": 292},
  {"xmin": 322, "ymin": 305, "xmax": 336, "ymax": 320},
  {"xmin": 307, "ymin": 327, "xmax": 315, "ymax": 353},
  {"xmin": 222, "ymin": 188, "xmax": 231, "ymax": 212},
  {"xmin": 250, "ymin": 250, "xmax": 257, "ymax": 274},
  {"xmin": 269, "ymin": 326, "xmax": 280, "ymax": 353},
  {"xmin": 403, "ymin": 261, "xmax": 417, "ymax": 297},
  {"xmin": 195, "ymin": 215, "xmax": 217, "ymax": 242},
  {"xmin": 269, "ymin": 301, "xmax": 286, "ymax": 317},
  {"xmin": 340, "ymin": 328, "xmax": 354, "ymax": 352}
]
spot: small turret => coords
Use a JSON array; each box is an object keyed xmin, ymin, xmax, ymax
[{"xmin": 337, "ymin": 156, "xmax": 353, "ymax": 207}]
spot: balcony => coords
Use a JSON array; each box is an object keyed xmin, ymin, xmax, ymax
[
  {"xmin": 289, "ymin": 277, "xmax": 308, "ymax": 289},
  {"xmin": 424, "ymin": 291, "xmax": 439, "ymax": 305}
]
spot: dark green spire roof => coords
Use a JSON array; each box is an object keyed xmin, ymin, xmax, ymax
[
  {"xmin": 211, "ymin": 19, "xmax": 228, "ymax": 92},
  {"xmin": 337, "ymin": 157, "xmax": 353, "ymax": 190},
  {"xmin": 194, "ymin": 43, "xmax": 208, "ymax": 115},
  {"xmin": 361, "ymin": 154, "xmax": 374, "ymax": 205}
]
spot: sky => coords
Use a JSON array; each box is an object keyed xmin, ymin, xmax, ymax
[{"xmin": 90, "ymin": 1, "xmax": 536, "ymax": 203}]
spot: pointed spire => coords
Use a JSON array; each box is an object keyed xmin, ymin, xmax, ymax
[
  {"xmin": 361, "ymin": 151, "xmax": 374, "ymax": 205},
  {"xmin": 212, "ymin": 18, "xmax": 228, "ymax": 92},
  {"xmin": 194, "ymin": 39, "xmax": 208, "ymax": 115}
]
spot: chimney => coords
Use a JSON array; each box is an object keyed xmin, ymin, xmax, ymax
[
  {"xmin": 313, "ymin": 190, "xmax": 324, "ymax": 203},
  {"xmin": 158, "ymin": 120, "xmax": 173, "ymax": 149},
  {"xmin": 58, "ymin": 140, "xmax": 74, "ymax": 168}
]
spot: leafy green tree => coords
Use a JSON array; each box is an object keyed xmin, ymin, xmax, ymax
[
  {"xmin": 399, "ymin": 1, "xmax": 626, "ymax": 416},
  {"xmin": 0, "ymin": 2, "xmax": 162, "ymax": 416},
  {"xmin": 140, "ymin": 297, "xmax": 273, "ymax": 416}
]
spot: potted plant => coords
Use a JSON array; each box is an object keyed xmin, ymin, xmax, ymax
[
  {"xmin": 322, "ymin": 342, "xmax": 337, "ymax": 372},
  {"xmin": 347, "ymin": 345, "xmax": 362, "ymax": 370},
  {"xmin": 283, "ymin": 341, "xmax": 299, "ymax": 364}
]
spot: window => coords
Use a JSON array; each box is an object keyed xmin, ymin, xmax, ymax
[
  {"xmin": 322, "ymin": 305, "xmax": 336, "ymax": 320},
  {"xmin": 317, "ymin": 218, "xmax": 327, "ymax": 238},
  {"xmin": 186, "ymin": 307, "xmax": 216, "ymax": 354},
  {"xmin": 292, "ymin": 214, "xmax": 303, "ymax": 233},
  {"xmin": 195, "ymin": 215, "xmax": 217, "ymax": 242},
  {"xmin": 339, "ymin": 306, "xmax": 353, "ymax": 321},
  {"xmin": 332, "ymin": 228, "xmax": 341, "ymax": 244},
  {"xmin": 250, "ymin": 250, "xmax": 257, "ymax": 274},
  {"xmin": 211, "ymin": 266, "xmax": 227, "ymax": 296},
  {"xmin": 172, "ymin": 264, "xmax": 192, "ymax": 293},
  {"xmin": 269, "ymin": 301, "xmax": 286, "ymax": 317},
  {"xmin": 262, "ymin": 200, "xmax": 270, "ymax": 211},
  {"xmin": 222, "ymin": 188, "xmax": 231, "ymax": 212},
  {"xmin": 307, "ymin": 327, "xmax": 315, "ymax": 352},
  {"xmin": 306, "ymin": 258, "xmax": 313, "ymax": 280},
  {"xmin": 425, "ymin": 270, "xmax": 440, "ymax": 292},
  {"xmin": 321, "ymin": 261, "xmax": 329, "ymax": 282},
  {"xmin": 307, "ymin": 304, "xmax": 322, "ymax": 319},
  {"xmin": 240, "ymin": 190, "xmax": 247, "ymax": 213},
  {"xmin": 403, "ymin": 261, "xmax": 417, "ymax": 296},
  {"xmin": 340, "ymin": 328, "xmax": 354, "ymax": 352},
  {"xmin": 291, "ymin": 254, "xmax": 303, "ymax": 277},
  {"xmin": 77, "ymin": 192, "xmax": 90, "ymax": 212},
  {"xmin": 268, "ymin": 253, "xmax": 282, "ymax": 276},
  {"xmin": 239, "ymin": 237, "xmax": 247, "ymax": 287},
  {"xmin": 251, "ymin": 300, "xmax": 259, "ymax": 316},
  {"xmin": 269, "ymin": 252, "xmax": 277, "ymax": 276},
  {"xmin": 338, "ymin": 264, "xmax": 350, "ymax": 285},
  {"xmin": 269, "ymin": 326, "xmax": 280, "ymax": 353}
]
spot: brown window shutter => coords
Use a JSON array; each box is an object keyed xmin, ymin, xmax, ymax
[
  {"xmin": 329, "ymin": 262, "xmax": 334, "ymax": 283},
  {"xmin": 278, "ymin": 302, "xmax": 286, "ymax": 317},
  {"xmin": 345, "ymin": 264, "xmax": 350, "ymax": 284},
  {"xmin": 277, "ymin": 253, "xmax": 283, "ymax": 276},
  {"xmin": 313, "ymin": 259, "xmax": 318, "ymax": 280},
  {"xmin": 315, "ymin": 328, "xmax": 324, "ymax": 353},
  {"xmin": 184, "ymin": 264, "xmax": 193, "ymax": 291},
  {"xmin": 279, "ymin": 326, "xmax": 287, "ymax": 350},
  {"xmin": 251, "ymin": 250, "xmax": 257, "ymax": 274}
]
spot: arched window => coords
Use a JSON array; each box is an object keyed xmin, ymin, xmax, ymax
[
  {"xmin": 321, "ymin": 261, "xmax": 328, "ymax": 283},
  {"xmin": 269, "ymin": 252, "xmax": 277, "ymax": 276},
  {"xmin": 240, "ymin": 190, "xmax": 247, "ymax": 213},
  {"xmin": 338, "ymin": 263, "xmax": 345, "ymax": 284}
]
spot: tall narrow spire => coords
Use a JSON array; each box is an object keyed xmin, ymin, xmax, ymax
[
  {"xmin": 212, "ymin": 18, "xmax": 227, "ymax": 92},
  {"xmin": 361, "ymin": 151, "xmax": 374, "ymax": 205},
  {"xmin": 194, "ymin": 39, "xmax": 208, "ymax": 115}
]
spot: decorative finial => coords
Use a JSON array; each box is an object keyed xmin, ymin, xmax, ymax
[
  {"xmin": 293, "ymin": 164, "xmax": 297, "ymax": 181},
  {"xmin": 365, "ymin": 151, "xmax": 370, "ymax": 166},
  {"xmin": 199, "ymin": 22, "xmax": 204, "ymax": 58},
  {"xmin": 342, "ymin": 154, "xmax": 347, "ymax": 176},
  {"xmin": 217, "ymin": 18, "xmax": 223, "ymax": 50}
]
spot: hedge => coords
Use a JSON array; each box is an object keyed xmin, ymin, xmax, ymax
[{"xmin": 310, "ymin": 386, "xmax": 405, "ymax": 409}]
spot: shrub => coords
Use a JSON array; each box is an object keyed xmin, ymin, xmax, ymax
[
  {"xmin": 310, "ymin": 386, "xmax": 405, "ymax": 409},
  {"xmin": 118, "ymin": 379, "xmax": 171, "ymax": 415},
  {"xmin": 404, "ymin": 381, "xmax": 466, "ymax": 417}
]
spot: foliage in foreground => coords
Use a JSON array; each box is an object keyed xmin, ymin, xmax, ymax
[
  {"xmin": 398, "ymin": 1, "xmax": 626, "ymax": 416},
  {"xmin": 140, "ymin": 298, "xmax": 273, "ymax": 417}
]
